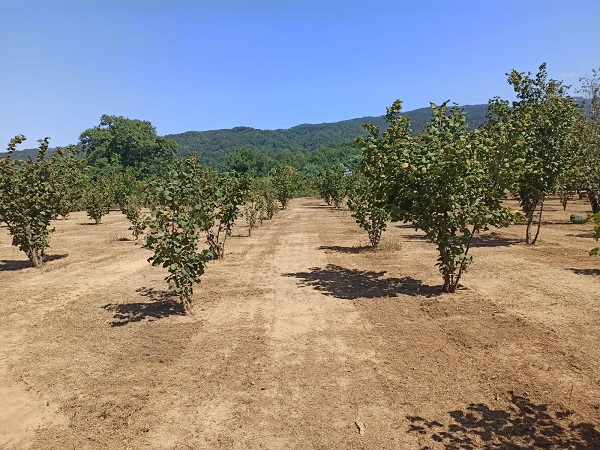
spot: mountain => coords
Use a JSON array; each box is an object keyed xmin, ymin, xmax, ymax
[
  {"xmin": 3, "ymin": 99, "xmax": 590, "ymax": 165},
  {"xmin": 165, "ymin": 103, "xmax": 491, "ymax": 166},
  {"xmin": 0, "ymin": 146, "xmax": 65, "ymax": 161}
]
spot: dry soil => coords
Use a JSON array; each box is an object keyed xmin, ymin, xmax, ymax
[{"xmin": 0, "ymin": 198, "xmax": 599, "ymax": 449}]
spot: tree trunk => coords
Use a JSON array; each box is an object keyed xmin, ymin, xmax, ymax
[
  {"xmin": 531, "ymin": 202, "xmax": 544, "ymax": 245},
  {"xmin": 443, "ymin": 273, "xmax": 452, "ymax": 293},
  {"xmin": 181, "ymin": 286, "xmax": 194, "ymax": 314},
  {"xmin": 452, "ymin": 224, "xmax": 476, "ymax": 291},
  {"xmin": 28, "ymin": 248, "xmax": 42, "ymax": 267},
  {"xmin": 588, "ymin": 190, "xmax": 600, "ymax": 214},
  {"xmin": 525, "ymin": 209, "xmax": 535, "ymax": 245},
  {"xmin": 443, "ymin": 274, "xmax": 458, "ymax": 293}
]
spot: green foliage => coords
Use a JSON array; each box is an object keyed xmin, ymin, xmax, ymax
[
  {"xmin": 145, "ymin": 157, "xmax": 214, "ymax": 313},
  {"xmin": 227, "ymin": 147, "xmax": 275, "ymax": 177},
  {"xmin": 493, "ymin": 63, "xmax": 584, "ymax": 244},
  {"xmin": 590, "ymin": 213, "xmax": 600, "ymax": 256},
  {"xmin": 570, "ymin": 214, "xmax": 589, "ymax": 225},
  {"xmin": 304, "ymin": 143, "xmax": 362, "ymax": 173},
  {"xmin": 576, "ymin": 68, "xmax": 600, "ymax": 214},
  {"xmin": 254, "ymin": 178, "xmax": 279, "ymax": 222},
  {"xmin": 79, "ymin": 114, "xmax": 177, "ymax": 173},
  {"xmin": 0, "ymin": 136, "xmax": 79, "ymax": 266},
  {"xmin": 48, "ymin": 145, "xmax": 87, "ymax": 219},
  {"xmin": 555, "ymin": 166, "xmax": 580, "ymax": 211},
  {"xmin": 165, "ymin": 106, "xmax": 491, "ymax": 167},
  {"xmin": 316, "ymin": 165, "xmax": 348, "ymax": 208},
  {"xmin": 83, "ymin": 176, "xmax": 113, "ymax": 225},
  {"xmin": 83, "ymin": 161, "xmax": 145, "ymax": 226},
  {"xmin": 120, "ymin": 194, "xmax": 149, "ymax": 240},
  {"xmin": 244, "ymin": 193, "xmax": 259, "ymax": 237},
  {"xmin": 346, "ymin": 172, "xmax": 390, "ymax": 247},
  {"xmin": 206, "ymin": 172, "xmax": 249, "ymax": 258},
  {"xmin": 264, "ymin": 191, "xmax": 278, "ymax": 221},
  {"xmin": 113, "ymin": 167, "xmax": 143, "ymax": 209},
  {"xmin": 272, "ymin": 166, "xmax": 301, "ymax": 209},
  {"xmin": 359, "ymin": 100, "xmax": 523, "ymax": 293}
]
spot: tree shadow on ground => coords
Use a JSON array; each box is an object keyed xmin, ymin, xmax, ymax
[
  {"xmin": 102, "ymin": 287, "xmax": 184, "ymax": 327},
  {"xmin": 283, "ymin": 264, "xmax": 441, "ymax": 299},
  {"xmin": 402, "ymin": 234, "xmax": 429, "ymax": 241},
  {"xmin": 0, "ymin": 253, "xmax": 68, "ymax": 271},
  {"xmin": 566, "ymin": 232, "xmax": 596, "ymax": 239},
  {"xmin": 406, "ymin": 392, "xmax": 600, "ymax": 449},
  {"xmin": 300, "ymin": 203, "xmax": 331, "ymax": 209},
  {"xmin": 470, "ymin": 233, "xmax": 520, "ymax": 248},
  {"xmin": 401, "ymin": 233, "xmax": 520, "ymax": 248},
  {"xmin": 318, "ymin": 245, "xmax": 372, "ymax": 254},
  {"xmin": 567, "ymin": 268, "xmax": 600, "ymax": 276}
]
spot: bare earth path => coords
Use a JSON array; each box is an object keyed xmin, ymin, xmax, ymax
[{"xmin": 1, "ymin": 198, "xmax": 599, "ymax": 449}]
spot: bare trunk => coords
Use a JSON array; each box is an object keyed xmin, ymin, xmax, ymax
[
  {"xmin": 531, "ymin": 202, "xmax": 544, "ymax": 245},
  {"xmin": 181, "ymin": 286, "xmax": 194, "ymax": 314},
  {"xmin": 588, "ymin": 190, "xmax": 600, "ymax": 214},
  {"xmin": 525, "ymin": 209, "xmax": 535, "ymax": 245},
  {"xmin": 28, "ymin": 248, "xmax": 42, "ymax": 267},
  {"xmin": 220, "ymin": 231, "xmax": 227, "ymax": 259},
  {"xmin": 453, "ymin": 224, "xmax": 477, "ymax": 291}
]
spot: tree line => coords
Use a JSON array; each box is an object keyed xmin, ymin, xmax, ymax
[
  {"xmin": 316, "ymin": 64, "xmax": 600, "ymax": 292},
  {"xmin": 1, "ymin": 63, "xmax": 598, "ymax": 309}
]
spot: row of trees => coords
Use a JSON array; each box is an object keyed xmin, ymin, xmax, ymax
[
  {"xmin": 0, "ymin": 137, "xmax": 85, "ymax": 266},
  {"xmin": 0, "ymin": 132, "xmax": 305, "ymax": 312},
  {"xmin": 3, "ymin": 63, "xmax": 597, "ymax": 303},
  {"xmin": 313, "ymin": 64, "xmax": 599, "ymax": 293}
]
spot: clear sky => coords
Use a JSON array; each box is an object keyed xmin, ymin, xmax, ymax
[{"xmin": 1, "ymin": 0, "xmax": 599, "ymax": 147}]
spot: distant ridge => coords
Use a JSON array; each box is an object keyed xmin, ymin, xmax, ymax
[
  {"xmin": 165, "ymin": 103, "xmax": 490, "ymax": 166},
  {"xmin": 3, "ymin": 98, "xmax": 590, "ymax": 165}
]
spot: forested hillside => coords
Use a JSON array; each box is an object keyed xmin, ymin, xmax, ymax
[
  {"xmin": 4, "ymin": 100, "xmax": 589, "ymax": 166},
  {"xmin": 165, "ymin": 103, "xmax": 490, "ymax": 166}
]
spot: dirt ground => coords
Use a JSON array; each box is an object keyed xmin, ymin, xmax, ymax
[{"xmin": 0, "ymin": 198, "xmax": 599, "ymax": 449}]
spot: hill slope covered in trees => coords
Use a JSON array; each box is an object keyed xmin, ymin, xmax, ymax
[
  {"xmin": 5, "ymin": 99, "xmax": 590, "ymax": 166},
  {"xmin": 165, "ymin": 103, "xmax": 490, "ymax": 166}
]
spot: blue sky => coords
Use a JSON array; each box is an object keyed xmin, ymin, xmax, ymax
[{"xmin": 1, "ymin": 0, "xmax": 599, "ymax": 147}]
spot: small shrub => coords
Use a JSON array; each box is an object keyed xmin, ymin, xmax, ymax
[
  {"xmin": 346, "ymin": 172, "xmax": 390, "ymax": 248},
  {"xmin": 120, "ymin": 195, "xmax": 149, "ymax": 240},
  {"xmin": 145, "ymin": 157, "xmax": 214, "ymax": 314},
  {"xmin": 375, "ymin": 235, "xmax": 402, "ymax": 252},
  {"xmin": 570, "ymin": 213, "xmax": 589, "ymax": 224},
  {"xmin": 272, "ymin": 166, "xmax": 301, "ymax": 209},
  {"xmin": 244, "ymin": 196, "xmax": 259, "ymax": 236},
  {"xmin": 205, "ymin": 172, "xmax": 248, "ymax": 259}
]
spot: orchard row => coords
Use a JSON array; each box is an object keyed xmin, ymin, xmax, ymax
[{"xmin": 2, "ymin": 63, "xmax": 599, "ymax": 308}]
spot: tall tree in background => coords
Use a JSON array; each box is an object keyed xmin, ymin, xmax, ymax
[
  {"xmin": 79, "ymin": 115, "xmax": 177, "ymax": 174},
  {"xmin": 493, "ymin": 64, "xmax": 583, "ymax": 244},
  {"xmin": 226, "ymin": 147, "xmax": 275, "ymax": 177},
  {"xmin": 577, "ymin": 68, "xmax": 600, "ymax": 213}
]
